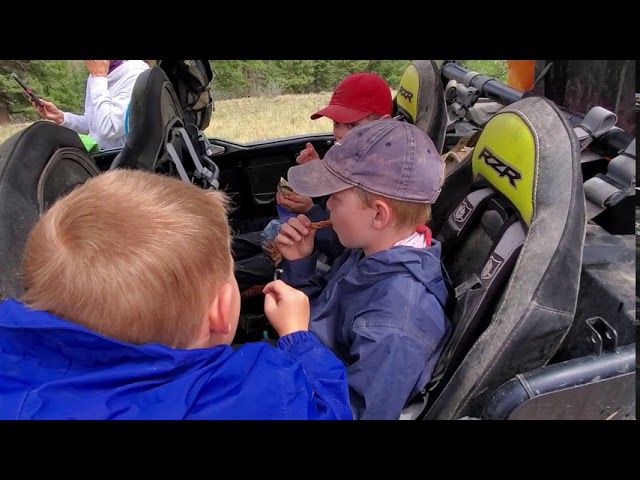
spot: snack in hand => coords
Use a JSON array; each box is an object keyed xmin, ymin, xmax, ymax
[
  {"xmin": 262, "ymin": 239, "xmax": 282, "ymax": 265},
  {"xmin": 277, "ymin": 177, "xmax": 296, "ymax": 195},
  {"xmin": 309, "ymin": 220, "xmax": 333, "ymax": 230}
]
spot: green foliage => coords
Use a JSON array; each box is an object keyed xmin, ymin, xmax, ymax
[
  {"xmin": 210, "ymin": 60, "xmax": 270, "ymax": 98},
  {"xmin": 208, "ymin": 60, "xmax": 413, "ymax": 99},
  {"xmin": 209, "ymin": 60, "xmax": 505, "ymax": 98},
  {"xmin": 0, "ymin": 60, "xmax": 507, "ymax": 121},
  {"xmin": 458, "ymin": 60, "xmax": 508, "ymax": 83},
  {"xmin": 0, "ymin": 60, "xmax": 86, "ymax": 121}
]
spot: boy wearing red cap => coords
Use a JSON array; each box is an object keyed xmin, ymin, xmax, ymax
[
  {"xmin": 297, "ymin": 72, "xmax": 394, "ymax": 164},
  {"xmin": 234, "ymin": 73, "xmax": 393, "ymax": 292},
  {"xmin": 278, "ymin": 72, "xmax": 393, "ymax": 213},
  {"xmin": 275, "ymin": 72, "xmax": 394, "ymax": 261},
  {"xmin": 275, "ymin": 120, "xmax": 451, "ymax": 420}
]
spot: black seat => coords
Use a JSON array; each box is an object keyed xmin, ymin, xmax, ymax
[
  {"xmin": 110, "ymin": 66, "xmax": 219, "ymax": 190},
  {"xmin": 393, "ymin": 60, "xmax": 448, "ymax": 154},
  {"xmin": 0, "ymin": 122, "xmax": 101, "ymax": 301},
  {"xmin": 418, "ymin": 95, "xmax": 585, "ymax": 419},
  {"xmin": 111, "ymin": 67, "xmax": 183, "ymax": 172},
  {"xmin": 156, "ymin": 60, "xmax": 214, "ymax": 133}
]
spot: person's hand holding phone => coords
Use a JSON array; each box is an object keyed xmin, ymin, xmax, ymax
[
  {"xmin": 11, "ymin": 72, "xmax": 44, "ymax": 108},
  {"xmin": 31, "ymin": 98, "xmax": 64, "ymax": 125}
]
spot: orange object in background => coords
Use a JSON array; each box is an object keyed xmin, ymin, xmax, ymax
[{"xmin": 506, "ymin": 60, "xmax": 535, "ymax": 91}]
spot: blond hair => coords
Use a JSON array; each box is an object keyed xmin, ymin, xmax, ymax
[
  {"xmin": 355, "ymin": 188, "xmax": 431, "ymax": 227},
  {"xmin": 21, "ymin": 169, "xmax": 232, "ymax": 349}
]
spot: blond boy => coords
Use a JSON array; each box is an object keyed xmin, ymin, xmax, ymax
[{"xmin": 0, "ymin": 169, "xmax": 352, "ymax": 420}]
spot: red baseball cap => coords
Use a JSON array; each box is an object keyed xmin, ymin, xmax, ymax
[{"xmin": 310, "ymin": 72, "xmax": 393, "ymax": 123}]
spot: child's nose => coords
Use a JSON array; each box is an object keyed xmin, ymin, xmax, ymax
[{"xmin": 333, "ymin": 125, "xmax": 347, "ymax": 142}]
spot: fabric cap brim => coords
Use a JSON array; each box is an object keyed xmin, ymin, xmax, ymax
[
  {"xmin": 310, "ymin": 104, "xmax": 371, "ymax": 123},
  {"xmin": 286, "ymin": 160, "xmax": 355, "ymax": 198}
]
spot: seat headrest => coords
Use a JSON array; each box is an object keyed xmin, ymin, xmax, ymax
[
  {"xmin": 127, "ymin": 67, "xmax": 182, "ymax": 137},
  {"xmin": 394, "ymin": 60, "xmax": 447, "ymax": 153},
  {"xmin": 470, "ymin": 96, "xmax": 579, "ymax": 227},
  {"xmin": 157, "ymin": 60, "xmax": 214, "ymax": 131},
  {"xmin": 115, "ymin": 66, "xmax": 183, "ymax": 171}
]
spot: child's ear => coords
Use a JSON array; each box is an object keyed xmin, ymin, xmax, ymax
[
  {"xmin": 371, "ymin": 199, "xmax": 392, "ymax": 229},
  {"xmin": 207, "ymin": 282, "xmax": 233, "ymax": 334}
]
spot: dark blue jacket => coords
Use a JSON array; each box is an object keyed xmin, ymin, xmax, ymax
[{"xmin": 281, "ymin": 241, "xmax": 450, "ymax": 420}]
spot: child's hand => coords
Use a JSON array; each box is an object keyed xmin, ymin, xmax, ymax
[
  {"xmin": 263, "ymin": 280, "xmax": 309, "ymax": 337},
  {"xmin": 276, "ymin": 192, "xmax": 314, "ymax": 213},
  {"xmin": 296, "ymin": 142, "xmax": 320, "ymax": 164},
  {"xmin": 275, "ymin": 214, "xmax": 316, "ymax": 261}
]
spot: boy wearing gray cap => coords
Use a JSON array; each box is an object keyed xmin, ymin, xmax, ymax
[{"xmin": 275, "ymin": 120, "xmax": 451, "ymax": 420}]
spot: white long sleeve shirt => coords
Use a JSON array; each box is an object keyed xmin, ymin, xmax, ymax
[{"xmin": 61, "ymin": 60, "xmax": 149, "ymax": 150}]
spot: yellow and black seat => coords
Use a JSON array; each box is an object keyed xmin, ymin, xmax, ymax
[
  {"xmin": 393, "ymin": 60, "xmax": 448, "ymax": 155},
  {"xmin": 420, "ymin": 95, "xmax": 585, "ymax": 419}
]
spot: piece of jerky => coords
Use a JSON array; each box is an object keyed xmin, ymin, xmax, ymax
[{"xmin": 309, "ymin": 220, "xmax": 333, "ymax": 230}]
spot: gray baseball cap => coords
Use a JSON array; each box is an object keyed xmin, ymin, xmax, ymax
[{"xmin": 287, "ymin": 120, "xmax": 445, "ymax": 203}]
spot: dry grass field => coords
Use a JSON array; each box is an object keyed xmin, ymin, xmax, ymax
[{"xmin": 0, "ymin": 91, "xmax": 344, "ymax": 147}]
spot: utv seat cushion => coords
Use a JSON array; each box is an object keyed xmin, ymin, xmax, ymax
[
  {"xmin": 0, "ymin": 122, "xmax": 100, "ymax": 301},
  {"xmin": 425, "ymin": 96, "xmax": 585, "ymax": 419},
  {"xmin": 394, "ymin": 60, "xmax": 448, "ymax": 154},
  {"xmin": 470, "ymin": 110, "xmax": 537, "ymax": 226},
  {"xmin": 111, "ymin": 66, "xmax": 183, "ymax": 171}
]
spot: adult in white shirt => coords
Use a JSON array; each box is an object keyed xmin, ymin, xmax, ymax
[{"xmin": 32, "ymin": 60, "xmax": 149, "ymax": 150}]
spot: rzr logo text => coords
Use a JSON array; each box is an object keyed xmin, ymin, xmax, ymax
[
  {"xmin": 399, "ymin": 87, "xmax": 413, "ymax": 103},
  {"xmin": 479, "ymin": 146, "xmax": 522, "ymax": 188}
]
